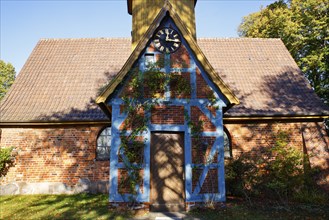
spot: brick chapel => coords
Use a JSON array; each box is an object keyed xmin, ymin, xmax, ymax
[{"xmin": 1, "ymin": 0, "xmax": 328, "ymax": 211}]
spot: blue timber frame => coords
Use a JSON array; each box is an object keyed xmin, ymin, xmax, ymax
[{"xmin": 107, "ymin": 18, "xmax": 228, "ymax": 203}]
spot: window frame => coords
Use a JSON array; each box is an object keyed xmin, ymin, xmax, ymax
[
  {"xmin": 223, "ymin": 127, "xmax": 232, "ymax": 159},
  {"xmin": 96, "ymin": 126, "xmax": 111, "ymax": 161}
]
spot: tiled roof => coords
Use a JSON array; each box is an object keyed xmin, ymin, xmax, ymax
[
  {"xmin": 0, "ymin": 38, "xmax": 131, "ymax": 122},
  {"xmin": 198, "ymin": 38, "xmax": 329, "ymax": 117},
  {"xmin": 1, "ymin": 38, "xmax": 328, "ymax": 123}
]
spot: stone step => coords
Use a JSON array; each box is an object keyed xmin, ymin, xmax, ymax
[{"xmin": 150, "ymin": 203, "xmax": 185, "ymax": 212}]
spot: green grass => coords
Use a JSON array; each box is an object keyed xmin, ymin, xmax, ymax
[
  {"xmin": 1, "ymin": 194, "xmax": 328, "ymax": 220},
  {"xmin": 0, "ymin": 194, "xmax": 132, "ymax": 220},
  {"xmin": 188, "ymin": 198, "xmax": 329, "ymax": 220}
]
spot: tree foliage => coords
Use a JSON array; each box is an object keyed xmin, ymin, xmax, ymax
[
  {"xmin": 0, "ymin": 60, "xmax": 16, "ymax": 101},
  {"xmin": 238, "ymin": 0, "xmax": 329, "ymax": 105}
]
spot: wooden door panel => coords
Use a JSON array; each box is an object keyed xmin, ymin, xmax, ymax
[{"xmin": 150, "ymin": 132, "xmax": 185, "ymax": 211}]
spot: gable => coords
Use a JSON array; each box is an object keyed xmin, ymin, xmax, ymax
[
  {"xmin": 96, "ymin": 2, "xmax": 239, "ymax": 114},
  {"xmin": 108, "ymin": 18, "xmax": 228, "ymax": 107}
]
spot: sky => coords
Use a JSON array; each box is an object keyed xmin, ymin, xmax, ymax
[{"xmin": 1, "ymin": 0, "xmax": 276, "ymax": 74}]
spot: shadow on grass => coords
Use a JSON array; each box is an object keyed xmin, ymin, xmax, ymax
[
  {"xmin": 1, "ymin": 194, "xmax": 329, "ymax": 220},
  {"xmin": 0, "ymin": 194, "xmax": 132, "ymax": 220},
  {"xmin": 187, "ymin": 197, "xmax": 329, "ymax": 220}
]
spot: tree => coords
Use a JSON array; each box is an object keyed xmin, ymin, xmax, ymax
[
  {"xmin": 0, "ymin": 60, "xmax": 16, "ymax": 101},
  {"xmin": 238, "ymin": 0, "xmax": 329, "ymax": 106}
]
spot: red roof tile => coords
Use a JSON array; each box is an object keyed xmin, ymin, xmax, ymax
[{"xmin": 198, "ymin": 38, "xmax": 329, "ymax": 117}]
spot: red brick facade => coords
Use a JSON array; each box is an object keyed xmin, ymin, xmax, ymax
[
  {"xmin": 151, "ymin": 105, "xmax": 185, "ymax": 124},
  {"xmin": 226, "ymin": 121, "xmax": 329, "ymax": 190},
  {"xmin": 1, "ymin": 121, "xmax": 328, "ymax": 193},
  {"xmin": 0, "ymin": 126, "xmax": 110, "ymax": 192}
]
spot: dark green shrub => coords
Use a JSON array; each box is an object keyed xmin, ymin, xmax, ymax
[
  {"xmin": 0, "ymin": 147, "xmax": 14, "ymax": 176},
  {"xmin": 225, "ymin": 130, "xmax": 326, "ymax": 204},
  {"xmin": 225, "ymin": 155, "xmax": 258, "ymax": 197},
  {"xmin": 293, "ymin": 188, "xmax": 328, "ymax": 204}
]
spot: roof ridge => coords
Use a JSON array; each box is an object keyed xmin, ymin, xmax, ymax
[
  {"xmin": 197, "ymin": 37, "xmax": 281, "ymax": 41},
  {"xmin": 39, "ymin": 37, "xmax": 132, "ymax": 41},
  {"xmin": 38, "ymin": 37, "xmax": 282, "ymax": 42}
]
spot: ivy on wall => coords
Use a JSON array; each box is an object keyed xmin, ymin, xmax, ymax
[
  {"xmin": 117, "ymin": 58, "xmax": 221, "ymax": 203},
  {"xmin": 118, "ymin": 63, "xmax": 194, "ymax": 199}
]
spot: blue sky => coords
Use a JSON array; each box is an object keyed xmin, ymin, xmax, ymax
[{"xmin": 1, "ymin": 0, "xmax": 275, "ymax": 73}]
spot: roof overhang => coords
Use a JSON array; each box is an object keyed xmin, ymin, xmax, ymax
[
  {"xmin": 0, "ymin": 121, "xmax": 111, "ymax": 127},
  {"xmin": 1, "ymin": 115, "xmax": 326, "ymax": 127},
  {"xmin": 224, "ymin": 115, "xmax": 328, "ymax": 123}
]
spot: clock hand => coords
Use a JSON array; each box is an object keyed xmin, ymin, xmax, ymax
[{"xmin": 166, "ymin": 38, "xmax": 181, "ymax": 42}]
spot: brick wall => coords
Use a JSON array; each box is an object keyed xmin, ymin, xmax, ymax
[
  {"xmin": 118, "ymin": 169, "xmax": 144, "ymax": 194},
  {"xmin": 302, "ymin": 122, "xmax": 329, "ymax": 190},
  {"xmin": 192, "ymin": 168, "xmax": 218, "ymax": 193},
  {"xmin": 196, "ymin": 68, "xmax": 213, "ymax": 99},
  {"xmin": 225, "ymin": 122, "xmax": 329, "ymax": 190},
  {"xmin": 151, "ymin": 105, "xmax": 185, "ymax": 124},
  {"xmin": 191, "ymin": 106, "xmax": 216, "ymax": 131},
  {"xmin": 191, "ymin": 136, "xmax": 217, "ymax": 164},
  {"xmin": 226, "ymin": 123, "xmax": 304, "ymax": 156},
  {"xmin": 1, "ymin": 121, "xmax": 327, "ymax": 194},
  {"xmin": 0, "ymin": 126, "xmax": 110, "ymax": 193}
]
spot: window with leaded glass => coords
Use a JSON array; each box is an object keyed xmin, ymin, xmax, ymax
[{"xmin": 96, "ymin": 127, "xmax": 111, "ymax": 160}]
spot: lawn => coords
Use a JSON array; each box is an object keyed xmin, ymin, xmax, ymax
[
  {"xmin": 0, "ymin": 194, "xmax": 131, "ymax": 220},
  {"xmin": 1, "ymin": 194, "xmax": 328, "ymax": 219},
  {"xmin": 188, "ymin": 198, "xmax": 329, "ymax": 220}
]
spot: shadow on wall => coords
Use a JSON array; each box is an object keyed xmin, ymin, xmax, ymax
[
  {"xmin": 302, "ymin": 122, "xmax": 329, "ymax": 191},
  {"xmin": 225, "ymin": 126, "xmax": 329, "ymax": 199},
  {"xmin": 150, "ymin": 133, "xmax": 185, "ymax": 212},
  {"xmin": 222, "ymin": 67, "xmax": 329, "ymax": 191}
]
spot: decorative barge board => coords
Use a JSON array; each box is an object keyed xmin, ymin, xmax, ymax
[{"xmin": 96, "ymin": 2, "xmax": 238, "ymax": 210}]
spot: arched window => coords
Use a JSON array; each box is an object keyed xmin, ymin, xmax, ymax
[
  {"xmin": 96, "ymin": 126, "xmax": 111, "ymax": 160},
  {"xmin": 223, "ymin": 128, "xmax": 232, "ymax": 158}
]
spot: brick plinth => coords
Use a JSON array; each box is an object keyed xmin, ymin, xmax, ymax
[{"xmin": 108, "ymin": 202, "xmax": 150, "ymax": 211}]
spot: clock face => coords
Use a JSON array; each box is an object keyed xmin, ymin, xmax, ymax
[{"xmin": 153, "ymin": 28, "xmax": 181, "ymax": 53}]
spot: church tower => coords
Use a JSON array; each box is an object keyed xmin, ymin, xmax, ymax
[{"xmin": 127, "ymin": 0, "xmax": 197, "ymax": 48}]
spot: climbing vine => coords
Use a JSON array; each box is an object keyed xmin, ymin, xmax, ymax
[
  {"xmin": 118, "ymin": 63, "xmax": 192, "ymax": 204},
  {"xmin": 143, "ymin": 68, "xmax": 166, "ymax": 98},
  {"xmin": 185, "ymin": 104, "xmax": 219, "ymax": 205},
  {"xmin": 117, "ymin": 59, "xmax": 221, "ymax": 205}
]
